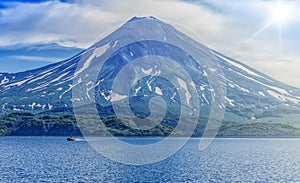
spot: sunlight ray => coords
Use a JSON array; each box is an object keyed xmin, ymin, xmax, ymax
[
  {"xmin": 277, "ymin": 23, "xmax": 283, "ymax": 58},
  {"xmin": 246, "ymin": 20, "xmax": 272, "ymax": 43}
]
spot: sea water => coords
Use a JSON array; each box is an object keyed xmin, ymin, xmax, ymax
[{"xmin": 1, "ymin": 137, "xmax": 300, "ymax": 182}]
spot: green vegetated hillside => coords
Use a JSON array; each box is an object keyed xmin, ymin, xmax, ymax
[
  {"xmin": 1, "ymin": 112, "xmax": 300, "ymax": 137},
  {"xmin": 0, "ymin": 112, "xmax": 182, "ymax": 137}
]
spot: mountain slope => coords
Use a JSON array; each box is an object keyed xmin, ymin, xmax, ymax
[{"xmin": 1, "ymin": 16, "xmax": 300, "ymax": 133}]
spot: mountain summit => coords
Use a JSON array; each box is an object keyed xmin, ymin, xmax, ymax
[{"xmin": 1, "ymin": 16, "xmax": 300, "ymax": 136}]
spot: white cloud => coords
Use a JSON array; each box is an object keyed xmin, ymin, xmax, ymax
[
  {"xmin": 7, "ymin": 55, "xmax": 62, "ymax": 62},
  {"xmin": 0, "ymin": 0, "xmax": 227, "ymax": 48}
]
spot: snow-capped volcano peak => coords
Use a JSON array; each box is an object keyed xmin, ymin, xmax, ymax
[{"xmin": 127, "ymin": 16, "xmax": 159, "ymax": 22}]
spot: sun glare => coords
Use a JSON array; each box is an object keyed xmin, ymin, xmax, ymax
[
  {"xmin": 270, "ymin": 1, "xmax": 292, "ymax": 24},
  {"xmin": 247, "ymin": 1, "xmax": 297, "ymax": 43}
]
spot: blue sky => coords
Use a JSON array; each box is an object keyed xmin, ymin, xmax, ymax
[{"xmin": 0, "ymin": 0, "xmax": 300, "ymax": 87}]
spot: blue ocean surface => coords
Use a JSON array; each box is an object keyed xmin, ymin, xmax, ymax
[{"xmin": 1, "ymin": 137, "xmax": 300, "ymax": 182}]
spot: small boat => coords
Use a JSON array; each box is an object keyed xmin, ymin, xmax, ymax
[{"xmin": 67, "ymin": 136, "xmax": 76, "ymax": 141}]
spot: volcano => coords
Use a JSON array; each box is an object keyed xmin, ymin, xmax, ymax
[{"xmin": 1, "ymin": 16, "xmax": 300, "ymax": 136}]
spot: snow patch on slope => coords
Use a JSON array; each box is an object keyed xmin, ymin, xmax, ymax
[
  {"xmin": 111, "ymin": 93, "xmax": 127, "ymax": 102},
  {"xmin": 28, "ymin": 71, "xmax": 53, "ymax": 84},
  {"xmin": 232, "ymin": 68, "xmax": 289, "ymax": 95},
  {"xmin": 225, "ymin": 96, "xmax": 235, "ymax": 106},
  {"xmin": 5, "ymin": 78, "xmax": 31, "ymax": 87},
  {"xmin": 267, "ymin": 90, "xmax": 299, "ymax": 103},
  {"xmin": 27, "ymin": 83, "xmax": 49, "ymax": 92},
  {"xmin": 0, "ymin": 76, "xmax": 9, "ymax": 85},
  {"xmin": 141, "ymin": 68, "xmax": 153, "ymax": 75},
  {"xmin": 51, "ymin": 72, "xmax": 70, "ymax": 83},
  {"xmin": 74, "ymin": 43, "xmax": 110, "ymax": 77},
  {"xmin": 258, "ymin": 91, "xmax": 265, "ymax": 96},
  {"xmin": 177, "ymin": 77, "xmax": 191, "ymax": 105},
  {"xmin": 59, "ymin": 78, "xmax": 82, "ymax": 99},
  {"xmin": 155, "ymin": 87, "xmax": 163, "ymax": 95},
  {"xmin": 212, "ymin": 51, "xmax": 272, "ymax": 82},
  {"xmin": 133, "ymin": 86, "xmax": 141, "ymax": 96}
]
